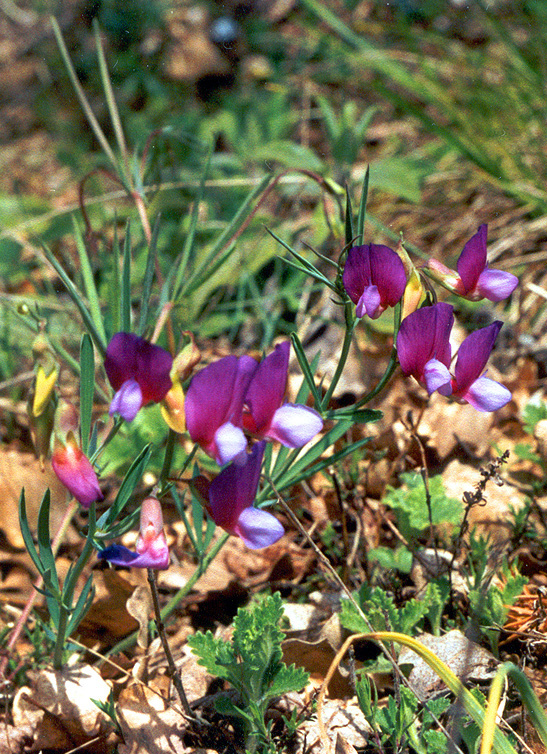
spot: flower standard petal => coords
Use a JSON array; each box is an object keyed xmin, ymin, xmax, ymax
[
  {"xmin": 185, "ymin": 355, "xmax": 258, "ymax": 459},
  {"xmin": 234, "ymin": 507, "xmax": 285, "ymax": 549},
  {"xmin": 208, "ymin": 442, "xmax": 265, "ymax": 534},
  {"xmin": 368, "ymin": 244, "xmax": 407, "ymax": 308},
  {"xmin": 456, "ymin": 224, "xmax": 488, "ymax": 294},
  {"xmin": 397, "ymin": 303, "xmax": 454, "ymax": 382},
  {"xmin": 343, "ymin": 244, "xmax": 406, "ymax": 318},
  {"xmin": 244, "ymin": 342, "xmax": 289, "ymax": 435},
  {"xmin": 135, "ymin": 339, "xmax": 173, "ymax": 404},
  {"xmin": 268, "ymin": 404, "xmax": 324, "ymax": 447},
  {"xmin": 104, "ymin": 333, "xmax": 140, "ymax": 390},
  {"xmin": 453, "ymin": 321, "xmax": 503, "ymax": 396},
  {"xmin": 476, "ymin": 269, "xmax": 519, "ymax": 303}
]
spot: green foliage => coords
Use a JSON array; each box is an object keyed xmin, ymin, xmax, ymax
[
  {"xmin": 340, "ymin": 580, "xmax": 450, "ymax": 637},
  {"xmin": 368, "ymin": 544, "xmax": 413, "ymax": 574},
  {"xmin": 522, "ymin": 398, "xmax": 547, "ymax": 434},
  {"xmin": 188, "ymin": 593, "xmax": 309, "ymax": 753},
  {"xmin": 382, "ymin": 472, "xmax": 462, "ymax": 541}
]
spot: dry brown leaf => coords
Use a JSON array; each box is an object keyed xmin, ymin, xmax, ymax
[
  {"xmin": 0, "ymin": 445, "xmax": 74, "ymax": 548},
  {"xmin": 12, "ymin": 664, "xmax": 111, "ymax": 751},
  {"xmin": 116, "ymin": 682, "xmax": 187, "ymax": 754},
  {"xmin": 127, "ymin": 585, "xmax": 153, "ymax": 649}
]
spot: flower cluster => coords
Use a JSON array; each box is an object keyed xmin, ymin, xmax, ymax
[
  {"xmin": 184, "ymin": 341, "xmax": 323, "ymax": 548},
  {"xmin": 342, "ymin": 226, "xmax": 516, "ymax": 413}
]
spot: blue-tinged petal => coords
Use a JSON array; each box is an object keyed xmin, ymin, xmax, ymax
[
  {"xmin": 214, "ymin": 422, "xmax": 248, "ymax": 465},
  {"xmin": 268, "ymin": 404, "xmax": 323, "ymax": 448},
  {"xmin": 477, "ymin": 268, "xmax": 519, "ymax": 302},
  {"xmin": 460, "ymin": 375, "xmax": 512, "ymax": 412},
  {"xmin": 97, "ymin": 544, "xmax": 140, "ymax": 566},
  {"xmin": 356, "ymin": 285, "xmax": 381, "ymax": 319},
  {"xmin": 234, "ymin": 506, "xmax": 284, "ymax": 549},
  {"xmin": 423, "ymin": 359, "xmax": 452, "ymax": 395},
  {"xmin": 109, "ymin": 378, "xmax": 143, "ymax": 422}
]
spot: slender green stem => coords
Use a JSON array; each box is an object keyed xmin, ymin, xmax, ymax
[
  {"xmin": 158, "ymin": 429, "xmax": 177, "ymax": 496},
  {"xmin": 147, "ymin": 568, "xmax": 192, "ymax": 716},
  {"xmin": 321, "ymin": 301, "xmax": 356, "ymax": 409},
  {"xmin": 53, "ymin": 503, "xmax": 97, "ymax": 669},
  {"xmin": 90, "ymin": 417, "xmax": 123, "ymax": 464}
]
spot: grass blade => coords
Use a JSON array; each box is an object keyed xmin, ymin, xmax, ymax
[
  {"xmin": 79, "ymin": 333, "xmax": 94, "ymax": 455},
  {"xmin": 121, "ymin": 222, "xmax": 132, "ymax": 333},
  {"xmin": 137, "ymin": 214, "xmax": 161, "ymax": 336},
  {"xmin": 72, "ymin": 216, "xmax": 107, "ymax": 346}
]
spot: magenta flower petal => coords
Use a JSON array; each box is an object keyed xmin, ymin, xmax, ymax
[
  {"xmin": 185, "ymin": 355, "xmax": 258, "ymax": 461},
  {"xmin": 98, "ymin": 497, "xmax": 170, "ymax": 569},
  {"xmin": 423, "ymin": 359, "xmax": 452, "ymax": 396},
  {"xmin": 105, "ymin": 333, "xmax": 172, "ymax": 418},
  {"xmin": 268, "ymin": 404, "xmax": 324, "ymax": 447},
  {"xmin": 457, "ymin": 224, "xmax": 487, "ymax": 293},
  {"xmin": 244, "ymin": 342, "xmax": 289, "ymax": 435},
  {"xmin": 208, "ymin": 441, "xmax": 265, "ymax": 531},
  {"xmin": 459, "ymin": 375, "xmax": 512, "ymax": 412},
  {"xmin": 109, "ymin": 378, "xmax": 143, "ymax": 422},
  {"xmin": 214, "ymin": 422, "xmax": 248, "ymax": 466},
  {"xmin": 234, "ymin": 507, "xmax": 285, "ymax": 549},
  {"xmin": 343, "ymin": 244, "xmax": 406, "ymax": 319},
  {"xmin": 52, "ymin": 440, "xmax": 103, "ymax": 508},
  {"xmin": 356, "ymin": 286, "xmax": 381, "ymax": 319},
  {"xmin": 476, "ymin": 268, "xmax": 519, "ymax": 303},
  {"xmin": 397, "ymin": 303, "xmax": 454, "ymax": 383},
  {"xmin": 453, "ymin": 321, "xmax": 503, "ymax": 395}
]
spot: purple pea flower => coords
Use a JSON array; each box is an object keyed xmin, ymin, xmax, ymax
[
  {"xmin": 450, "ymin": 321, "xmax": 512, "ymax": 411},
  {"xmin": 342, "ymin": 244, "xmax": 407, "ymax": 319},
  {"xmin": 427, "ymin": 225, "xmax": 518, "ymax": 302},
  {"xmin": 104, "ymin": 333, "xmax": 173, "ymax": 422},
  {"xmin": 98, "ymin": 497, "xmax": 170, "ymax": 570},
  {"xmin": 204, "ymin": 441, "xmax": 284, "ymax": 549},
  {"xmin": 397, "ymin": 302, "xmax": 454, "ymax": 396},
  {"xmin": 184, "ymin": 354, "xmax": 258, "ymax": 465},
  {"xmin": 52, "ymin": 436, "xmax": 103, "ymax": 508},
  {"xmin": 397, "ymin": 303, "xmax": 511, "ymax": 412},
  {"xmin": 242, "ymin": 342, "xmax": 323, "ymax": 448}
]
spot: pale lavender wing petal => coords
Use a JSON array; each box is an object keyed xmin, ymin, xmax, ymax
[
  {"xmin": 135, "ymin": 340, "xmax": 173, "ymax": 403},
  {"xmin": 369, "ymin": 245, "xmax": 407, "ymax": 307},
  {"xmin": 356, "ymin": 286, "xmax": 381, "ymax": 319},
  {"xmin": 456, "ymin": 225, "xmax": 487, "ymax": 293},
  {"xmin": 109, "ymin": 379, "xmax": 143, "ymax": 422},
  {"xmin": 397, "ymin": 303, "xmax": 454, "ymax": 379},
  {"xmin": 453, "ymin": 321, "xmax": 502, "ymax": 394},
  {"xmin": 208, "ymin": 441, "xmax": 265, "ymax": 529},
  {"xmin": 423, "ymin": 359, "xmax": 452, "ymax": 395},
  {"xmin": 214, "ymin": 422, "xmax": 248, "ymax": 465},
  {"xmin": 342, "ymin": 245, "xmax": 372, "ymax": 305},
  {"xmin": 267, "ymin": 404, "xmax": 323, "ymax": 447},
  {"xmin": 476, "ymin": 269, "xmax": 519, "ymax": 302},
  {"xmin": 104, "ymin": 332, "xmax": 139, "ymax": 390},
  {"xmin": 234, "ymin": 507, "xmax": 285, "ymax": 549},
  {"xmin": 460, "ymin": 375, "xmax": 512, "ymax": 412},
  {"xmin": 244, "ymin": 343, "xmax": 289, "ymax": 433},
  {"xmin": 185, "ymin": 356, "xmax": 241, "ymax": 448}
]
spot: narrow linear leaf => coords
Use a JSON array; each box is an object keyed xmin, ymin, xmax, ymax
[
  {"xmin": 290, "ymin": 333, "xmax": 322, "ymax": 409},
  {"xmin": 121, "ymin": 222, "xmax": 131, "ymax": 333},
  {"xmin": 72, "ymin": 216, "xmax": 107, "ymax": 346},
  {"xmin": 42, "ymin": 246, "xmax": 106, "ymax": 356},
  {"xmin": 36, "ymin": 489, "xmax": 59, "ymax": 591},
  {"xmin": 137, "ymin": 215, "xmax": 161, "ymax": 336},
  {"xmin": 79, "ymin": 334, "xmax": 94, "ymax": 455},
  {"xmin": 356, "ymin": 165, "xmax": 370, "ymax": 245}
]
